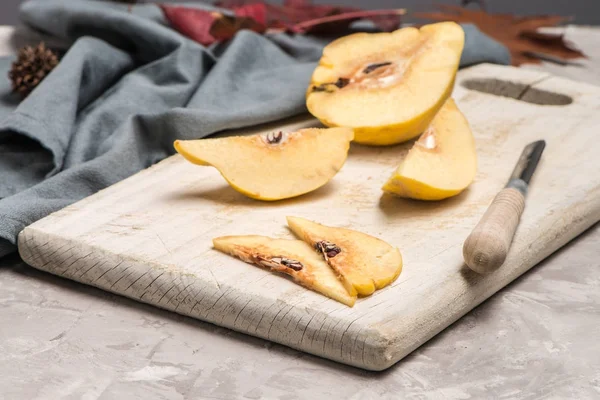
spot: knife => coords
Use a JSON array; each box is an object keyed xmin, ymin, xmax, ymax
[{"xmin": 463, "ymin": 140, "xmax": 546, "ymax": 274}]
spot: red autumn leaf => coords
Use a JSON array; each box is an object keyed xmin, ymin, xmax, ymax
[
  {"xmin": 212, "ymin": 0, "xmax": 248, "ymax": 8},
  {"xmin": 231, "ymin": 3, "xmax": 268, "ymax": 26},
  {"xmin": 283, "ymin": 0, "xmax": 310, "ymax": 7},
  {"xmin": 210, "ymin": 14, "xmax": 266, "ymax": 42},
  {"xmin": 161, "ymin": 1, "xmax": 404, "ymax": 47},
  {"xmin": 216, "ymin": 0, "xmax": 357, "ymax": 28},
  {"xmin": 159, "ymin": 5, "xmax": 219, "ymax": 46},
  {"xmin": 160, "ymin": 4, "xmax": 265, "ymax": 46}
]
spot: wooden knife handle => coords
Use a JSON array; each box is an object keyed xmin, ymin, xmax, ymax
[{"xmin": 463, "ymin": 187, "xmax": 526, "ymax": 274}]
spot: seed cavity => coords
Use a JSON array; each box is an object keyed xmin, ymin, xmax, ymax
[
  {"xmin": 315, "ymin": 241, "xmax": 341, "ymax": 260},
  {"xmin": 266, "ymin": 131, "xmax": 284, "ymax": 144},
  {"xmin": 257, "ymin": 255, "xmax": 303, "ymax": 271},
  {"xmin": 311, "ymin": 77, "xmax": 350, "ymax": 93},
  {"xmin": 415, "ymin": 126, "xmax": 437, "ymax": 150},
  {"xmin": 363, "ymin": 62, "xmax": 392, "ymax": 74},
  {"xmin": 334, "ymin": 78, "xmax": 350, "ymax": 88},
  {"xmin": 279, "ymin": 258, "xmax": 304, "ymax": 271}
]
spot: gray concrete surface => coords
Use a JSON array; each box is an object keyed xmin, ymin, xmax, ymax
[{"xmin": 1, "ymin": 224, "xmax": 598, "ymax": 399}]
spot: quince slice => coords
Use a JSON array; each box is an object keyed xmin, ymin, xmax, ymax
[
  {"xmin": 286, "ymin": 217, "xmax": 402, "ymax": 296},
  {"xmin": 174, "ymin": 127, "xmax": 354, "ymax": 201},
  {"xmin": 306, "ymin": 22, "xmax": 464, "ymax": 146},
  {"xmin": 383, "ymin": 98, "xmax": 477, "ymax": 200},
  {"xmin": 213, "ymin": 235, "xmax": 357, "ymax": 306}
]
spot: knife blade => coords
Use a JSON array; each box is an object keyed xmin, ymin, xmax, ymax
[{"xmin": 463, "ymin": 140, "xmax": 546, "ymax": 274}]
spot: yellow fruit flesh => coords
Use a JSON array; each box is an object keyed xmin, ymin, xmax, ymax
[
  {"xmin": 213, "ymin": 235, "xmax": 357, "ymax": 306},
  {"xmin": 174, "ymin": 128, "xmax": 354, "ymax": 201},
  {"xmin": 306, "ymin": 22, "xmax": 465, "ymax": 146},
  {"xmin": 286, "ymin": 216, "xmax": 402, "ymax": 296},
  {"xmin": 382, "ymin": 98, "xmax": 477, "ymax": 200}
]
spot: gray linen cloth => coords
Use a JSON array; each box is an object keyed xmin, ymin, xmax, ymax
[{"xmin": 0, "ymin": 0, "xmax": 510, "ymax": 258}]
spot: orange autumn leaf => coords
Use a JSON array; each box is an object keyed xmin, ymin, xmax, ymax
[{"xmin": 415, "ymin": 5, "xmax": 585, "ymax": 66}]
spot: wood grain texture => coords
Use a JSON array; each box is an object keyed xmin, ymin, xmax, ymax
[
  {"xmin": 17, "ymin": 63, "xmax": 600, "ymax": 370},
  {"xmin": 463, "ymin": 187, "xmax": 525, "ymax": 274}
]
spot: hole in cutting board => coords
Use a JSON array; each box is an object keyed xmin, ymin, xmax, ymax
[{"xmin": 461, "ymin": 78, "xmax": 573, "ymax": 106}]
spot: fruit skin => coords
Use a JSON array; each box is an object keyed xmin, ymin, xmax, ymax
[
  {"xmin": 306, "ymin": 22, "xmax": 464, "ymax": 146},
  {"xmin": 382, "ymin": 98, "xmax": 477, "ymax": 201},
  {"xmin": 286, "ymin": 216, "xmax": 402, "ymax": 296},
  {"xmin": 342, "ymin": 78, "xmax": 455, "ymax": 146},
  {"xmin": 174, "ymin": 127, "xmax": 354, "ymax": 201},
  {"xmin": 382, "ymin": 175, "xmax": 462, "ymax": 201},
  {"xmin": 213, "ymin": 235, "xmax": 357, "ymax": 306}
]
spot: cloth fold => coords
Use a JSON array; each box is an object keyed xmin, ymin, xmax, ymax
[{"xmin": 0, "ymin": 0, "xmax": 510, "ymax": 258}]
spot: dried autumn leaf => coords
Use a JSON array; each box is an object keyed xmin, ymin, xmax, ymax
[
  {"xmin": 159, "ymin": 5, "xmax": 219, "ymax": 46},
  {"xmin": 415, "ymin": 5, "xmax": 585, "ymax": 66},
  {"xmin": 160, "ymin": 4, "xmax": 266, "ymax": 46},
  {"xmin": 210, "ymin": 13, "xmax": 266, "ymax": 42},
  {"xmin": 218, "ymin": 0, "xmax": 401, "ymax": 33},
  {"xmin": 161, "ymin": 1, "xmax": 404, "ymax": 48},
  {"xmin": 283, "ymin": 0, "xmax": 310, "ymax": 7},
  {"xmin": 230, "ymin": 3, "xmax": 268, "ymax": 26},
  {"xmin": 217, "ymin": 0, "xmax": 356, "ymax": 30}
]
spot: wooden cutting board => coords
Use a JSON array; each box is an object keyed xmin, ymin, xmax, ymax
[{"xmin": 18, "ymin": 64, "xmax": 600, "ymax": 371}]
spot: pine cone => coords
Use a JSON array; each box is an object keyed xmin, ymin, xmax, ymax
[{"xmin": 8, "ymin": 42, "xmax": 59, "ymax": 98}]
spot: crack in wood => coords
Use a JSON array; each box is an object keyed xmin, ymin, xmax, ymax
[
  {"xmin": 253, "ymin": 302, "xmax": 276, "ymax": 335},
  {"xmin": 59, "ymin": 252, "xmax": 93, "ymax": 274},
  {"xmin": 155, "ymin": 233, "xmax": 172, "ymax": 254},
  {"xmin": 124, "ymin": 270, "xmax": 151, "ymax": 292},
  {"xmin": 38, "ymin": 244, "xmax": 75, "ymax": 269},
  {"xmin": 206, "ymin": 267, "xmax": 221, "ymax": 291},
  {"xmin": 299, "ymin": 313, "xmax": 319, "ymax": 345},
  {"xmin": 51, "ymin": 247, "xmax": 81, "ymax": 271},
  {"xmin": 139, "ymin": 272, "xmax": 166, "ymax": 300},
  {"xmin": 143, "ymin": 273, "xmax": 171, "ymax": 302},
  {"xmin": 189, "ymin": 291, "xmax": 208, "ymax": 317},
  {"xmin": 350, "ymin": 325, "xmax": 367, "ymax": 365},
  {"xmin": 266, "ymin": 305, "xmax": 290, "ymax": 340},
  {"xmin": 312, "ymin": 315, "xmax": 330, "ymax": 350},
  {"xmin": 233, "ymin": 298, "xmax": 253, "ymax": 328},
  {"xmin": 173, "ymin": 281, "xmax": 197, "ymax": 313},
  {"xmin": 21, "ymin": 233, "xmax": 41, "ymax": 263},
  {"xmin": 157, "ymin": 283, "xmax": 178, "ymax": 306},
  {"xmin": 322, "ymin": 315, "xmax": 346, "ymax": 355},
  {"xmin": 339, "ymin": 314, "xmax": 366, "ymax": 359},
  {"xmin": 201, "ymin": 289, "xmax": 230, "ymax": 319},
  {"xmin": 189, "ymin": 284, "xmax": 221, "ymax": 317},
  {"xmin": 72, "ymin": 258, "xmax": 104, "ymax": 278},
  {"xmin": 79, "ymin": 257, "xmax": 111, "ymax": 279},
  {"xmin": 93, "ymin": 260, "xmax": 125, "ymax": 284},
  {"xmin": 109, "ymin": 264, "xmax": 138, "ymax": 290}
]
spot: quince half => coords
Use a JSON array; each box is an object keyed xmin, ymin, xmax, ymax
[
  {"xmin": 382, "ymin": 98, "xmax": 477, "ymax": 200},
  {"xmin": 286, "ymin": 216, "xmax": 403, "ymax": 296},
  {"xmin": 306, "ymin": 22, "xmax": 464, "ymax": 146},
  {"xmin": 174, "ymin": 128, "xmax": 353, "ymax": 201},
  {"xmin": 213, "ymin": 235, "xmax": 357, "ymax": 306}
]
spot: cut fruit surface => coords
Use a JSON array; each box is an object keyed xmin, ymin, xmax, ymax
[
  {"xmin": 382, "ymin": 98, "xmax": 477, "ymax": 200},
  {"xmin": 174, "ymin": 127, "xmax": 354, "ymax": 201},
  {"xmin": 306, "ymin": 22, "xmax": 465, "ymax": 146},
  {"xmin": 286, "ymin": 217, "xmax": 402, "ymax": 296},
  {"xmin": 213, "ymin": 235, "xmax": 357, "ymax": 306}
]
